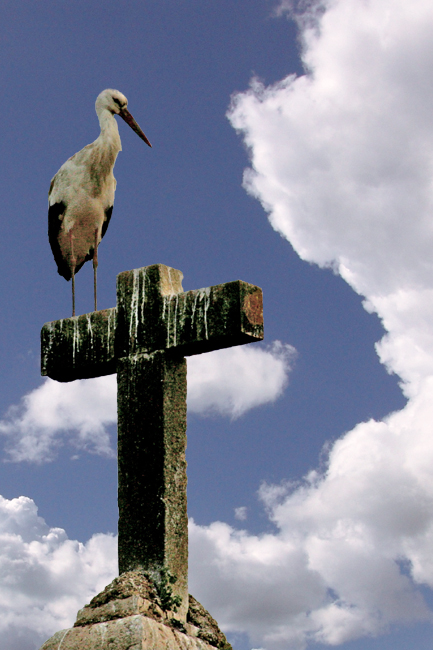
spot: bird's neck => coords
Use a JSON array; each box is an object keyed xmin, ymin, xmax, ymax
[{"xmin": 96, "ymin": 109, "xmax": 122, "ymax": 155}]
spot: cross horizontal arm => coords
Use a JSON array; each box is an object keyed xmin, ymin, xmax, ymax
[
  {"xmin": 41, "ymin": 264, "xmax": 264, "ymax": 383},
  {"xmin": 41, "ymin": 308, "xmax": 116, "ymax": 382},
  {"xmin": 166, "ymin": 279, "xmax": 264, "ymax": 356}
]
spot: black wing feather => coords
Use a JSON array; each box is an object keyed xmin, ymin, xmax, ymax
[
  {"xmin": 48, "ymin": 201, "xmax": 72, "ymax": 281},
  {"xmin": 101, "ymin": 205, "xmax": 113, "ymax": 239}
]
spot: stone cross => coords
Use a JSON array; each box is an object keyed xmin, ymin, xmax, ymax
[{"xmin": 41, "ymin": 264, "xmax": 264, "ymax": 621}]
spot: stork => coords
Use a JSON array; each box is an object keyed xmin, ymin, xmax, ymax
[{"xmin": 48, "ymin": 89, "xmax": 152, "ymax": 316}]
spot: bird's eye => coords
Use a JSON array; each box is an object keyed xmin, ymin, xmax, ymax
[{"xmin": 113, "ymin": 97, "xmax": 122, "ymax": 107}]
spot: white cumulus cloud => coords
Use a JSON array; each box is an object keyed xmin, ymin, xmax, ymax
[
  {"xmin": 189, "ymin": 418, "xmax": 433, "ymax": 649},
  {"xmin": 214, "ymin": 0, "xmax": 433, "ymax": 646},
  {"xmin": 0, "ymin": 342, "xmax": 293, "ymax": 463},
  {"xmin": 0, "ymin": 376, "xmax": 117, "ymax": 463},
  {"xmin": 187, "ymin": 341, "xmax": 295, "ymax": 418},
  {"xmin": 0, "ymin": 495, "xmax": 117, "ymax": 650}
]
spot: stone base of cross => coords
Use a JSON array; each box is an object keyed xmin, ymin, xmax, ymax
[{"xmin": 41, "ymin": 264, "xmax": 264, "ymax": 625}]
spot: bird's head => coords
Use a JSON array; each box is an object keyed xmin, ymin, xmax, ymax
[
  {"xmin": 96, "ymin": 89, "xmax": 128, "ymax": 115},
  {"xmin": 95, "ymin": 89, "xmax": 152, "ymax": 147}
]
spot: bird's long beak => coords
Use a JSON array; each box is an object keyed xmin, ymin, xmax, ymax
[{"xmin": 119, "ymin": 108, "xmax": 152, "ymax": 147}]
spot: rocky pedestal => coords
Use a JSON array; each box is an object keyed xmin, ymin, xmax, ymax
[{"xmin": 39, "ymin": 571, "xmax": 232, "ymax": 650}]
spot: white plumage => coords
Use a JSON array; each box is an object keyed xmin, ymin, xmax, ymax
[{"xmin": 48, "ymin": 89, "xmax": 151, "ymax": 316}]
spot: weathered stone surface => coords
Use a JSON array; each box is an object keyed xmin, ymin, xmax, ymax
[
  {"xmin": 39, "ymin": 572, "xmax": 232, "ymax": 650},
  {"xmin": 81, "ymin": 570, "xmax": 158, "ymax": 608},
  {"xmin": 187, "ymin": 596, "xmax": 232, "ymax": 650},
  {"xmin": 117, "ymin": 353, "xmax": 188, "ymax": 619},
  {"xmin": 39, "ymin": 614, "xmax": 219, "ymax": 650},
  {"xmin": 116, "ymin": 264, "xmax": 185, "ymax": 358},
  {"xmin": 74, "ymin": 571, "xmax": 164, "ymax": 627},
  {"xmin": 41, "ymin": 308, "xmax": 116, "ymax": 382},
  {"xmin": 116, "ymin": 265, "xmax": 264, "ymax": 359},
  {"xmin": 41, "ymin": 264, "xmax": 264, "ymax": 383}
]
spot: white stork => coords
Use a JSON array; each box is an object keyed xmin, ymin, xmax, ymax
[{"xmin": 48, "ymin": 89, "xmax": 152, "ymax": 316}]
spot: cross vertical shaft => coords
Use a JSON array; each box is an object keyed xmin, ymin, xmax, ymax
[{"xmin": 117, "ymin": 351, "xmax": 188, "ymax": 617}]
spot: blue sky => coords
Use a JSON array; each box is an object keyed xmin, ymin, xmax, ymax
[{"xmin": 1, "ymin": 1, "xmax": 432, "ymax": 649}]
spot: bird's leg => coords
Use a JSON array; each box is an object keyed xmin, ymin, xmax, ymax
[
  {"xmin": 93, "ymin": 229, "xmax": 98, "ymax": 312},
  {"xmin": 72, "ymin": 271, "xmax": 76, "ymax": 317},
  {"xmin": 69, "ymin": 231, "xmax": 76, "ymax": 317}
]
